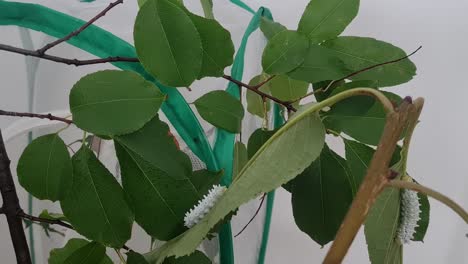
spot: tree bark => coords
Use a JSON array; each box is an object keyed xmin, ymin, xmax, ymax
[{"xmin": 0, "ymin": 130, "xmax": 32, "ymax": 264}]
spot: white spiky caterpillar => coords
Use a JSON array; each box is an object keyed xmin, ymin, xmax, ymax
[
  {"xmin": 184, "ymin": 185, "xmax": 227, "ymax": 228},
  {"xmin": 397, "ymin": 188, "xmax": 421, "ymax": 244}
]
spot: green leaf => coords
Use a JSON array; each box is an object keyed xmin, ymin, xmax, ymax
[
  {"xmin": 162, "ymin": 251, "xmax": 211, "ymax": 264},
  {"xmin": 269, "ymin": 75, "xmax": 309, "ymax": 102},
  {"xmin": 63, "ymin": 242, "xmax": 107, "ymax": 264},
  {"xmin": 287, "ymin": 44, "xmax": 348, "ymax": 83},
  {"xmin": 194, "ymin": 90, "xmax": 244, "ymax": 133},
  {"xmin": 412, "ymin": 180, "xmax": 430, "ymax": 242},
  {"xmin": 17, "ymin": 134, "xmax": 72, "ymax": 201},
  {"xmin": 345, "ymin": 139, "xmax": 403, "ymax": 194},
  {"xmin": 322, "ymin": 37, "xmax": 417, "ymax": 87},
  {"xmin": 188, "ymin": 14, "xmax": 234, "ymax": 78},
  {"xmin": 298, "ymin": 0, "xmax": 360, "ymax": 43},
  {"xmin": 324, "ymin": 91, "xmax": 402, "ymax": 145},
  {"xmin": 134, "ymin": 0, "xmax": 203, "ymax": 86},
  {"xmin": 343, "ymin": 139, "xmax": 373, "ymax": 194},
  {"xmin": 49, "ymin": 239, "xmax": 112, "ymax": 264},
  {"xmin": 364, "ymin": 186, "xmax": 402, "ymax": 264},
  {"xmin": 70, "ymin": 70, "xmax": 165, "ymax": 136},
  {"xmin": 233, "ymin": 142, "xmax": 248, "ymax": 180},
  {"xmin": 262, "ymin": 30, "xmax": 310, "ymax": 74},
  {"xmin": 291, "ymin": 144, "xmax": 353, "ymax": 246},
  {"xmin": 60, "ymin": 146, "xmax": 133, "ymax": 248},
  {"xmin": 127, "ymin": 252, "xmax": 150, "ymax": 264},
  {"xmin": 115, "ymin": 116, "xmax": 192, "ymax": 181},
  {"xmin": 114, "ymin": 116, "xmax": 200, "ymax": 240},
  {"xmin": 246, "ymin": 75, "xmax": 270, "ymax": 118},
  {"xmin": 191, "ymin": 170, "xmax": 223, "ymax": 196},
  {"xmin": 247, "ymin": 129, "xmax": 276, "ymax": 159},
  {"xmin": 260, "ymin": 17, "xmax": 287, "ymax": 39},
  {"xmin": 147, "ymin": 104, "xmax": 325, "ymax": 263},
  {"xmin": 38, "ymin": 210, "xmax": 68, "ymax": 222}
]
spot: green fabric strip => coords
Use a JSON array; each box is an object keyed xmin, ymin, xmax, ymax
[
  {"xmin": 229, "ymin": 0, "xmax": 256, "ymax": 14},
  {"xmin": 0, "ymin": 0, "xmax": 219, "ymax": 172},
  {"xmin": 212, "ymin": 6, "xmax": 274, "ymax": 264}
]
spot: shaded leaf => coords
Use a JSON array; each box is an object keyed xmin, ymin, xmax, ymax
[
  {"xmin": 322, "ymin": 37, "xmax": 417, "ymax": 87},
  {"xmin": 63, "ymin": 242, "xmax": 107, "ymax": 264},
  {"xmin": 194, "ymin": 90, "xmax": 244, "ymax": 133},
  {"xmin": 247, "ymin": 129, "xmax": 276, "ymax": 159},
  {"xmin": 163, "ymin": 250, "xmax": 211, "ymax": 264},
  {"xmin": 17, "ymin": 134, "xmax": 72, "ymax": 201},
  {"xmin": 147, "ymin": 104, "xmax": 326, "ymax": 263},
  {"xmin": 260, "ymin": 17, "xmax": 287, "ymax": 39},
  {"xmin": 262, "ymin": 30, "xmax": 309, "ymax": 74},
  {"xmin": 324, "ymin": 91, "xmax": 402, "ymax": 145},
  {"xmin": 288, "ymin": 44, "xmax": 348, "ymax": 83},
  {"xmin": 364, "ymin": 186, "xmax": 402, "ymax": 264},
  {"xmin": 60, "ymin": 146, "xmax": 133, "ymax": 248},
  {"xmin": 134, "ymin": 0, "xmax": 203, "ymax": 86},
  {"xmin": 298, "ymin": 0, "xmax": 360, "ymax": 43},
  {"xmin": 191, "ymin": 170, "xmax": 223, "ymax": 196},
  {"xmin": 115, "ymin": 116, "xmax": 200, "ymax": 240},
  {"xmin": 127, "ymin": 251, "xmax": 150, "ymax": 264},
  {"xmin": 188, "ymin": 14, "xmax": 234, "ymax": 78},
  {"xmin": 115, "ymin": 116, "xmax": 192, "ymax": 181},
  {"xmin": 49, "ymin": 239, "xmax": 111, "ymax": 264},
  {"xmin": 291, "ymin": 144, "xmax": 353, "ymax": 245},
  {"xmin": 233, "ymin": 142, "xmax": 248, "ymax": 180},
  {"xmin": 246, "ymin": 74, "xmax": 270, "ymax": 118},
  {"xmin": 70, "ymin": 70, "xmax": 165, "ymax": 136},
  {"xmin": 269, "ymin": 75, "xmax": 309, "ymax": 102},
  {"xmin": 412, "ymin": 180, "xmax": 430, "ymax": 242}
]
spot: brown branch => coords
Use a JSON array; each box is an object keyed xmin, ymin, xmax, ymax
[
  {"xmin": 234, "ymin": 193, "xmax": 266, "ymax": 237},
  {"xmin": 0, "ymin": 43, "xmax": 139, "ymax": 66},
  {"xmin": 323, "ymin": 97, "xmax": 423, "ymax": 264},
  {"xmin": 0, "ymin": 110, "xmax": 73, "ymax": 124},
  {"xmin": 222, "ymin": 75, "xmax": 296, "ymax": 111},
  {"xmin": 18, "ymin": 211, "xmax": 74, "ymax": 230},
  {"xmin": 36, "ymin": 0, "xmax": 124, "ymax": 55},
  {"xmin": 0, "ymin": 130, "xmax": 32, "ymax": 264}
]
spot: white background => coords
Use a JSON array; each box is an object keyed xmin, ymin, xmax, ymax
[{"xmin": 0, "ymin": 0, "xmax": 467, "ymax": 263}]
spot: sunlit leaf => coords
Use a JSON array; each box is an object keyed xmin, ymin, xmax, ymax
[
  {"xmin": 70, "ymin": 70, "xmax": 165, "ymax": 136},
  {"xmin": 322, "ymin": 37, "xmax": 417, "ymax": 87},
  {"xmin": 298, "ymin": 0, "xmax": 360, "ymax": 43},
  {"xmin": 246, "ymin": 75, "xmax": 270, "ymax": 118},
  {"xmin": 60, "ymin": 146, "xmax": 133, "ymax": 248},
  {"xmin": 262, "ymin": 30, "xmax": 309, "ymax": 74},
  {"xmin": 268, "ymin": 75, "xmax": 309, "ymax": 102},
  {"xmin": 134, "ymin": 0, "xmax": 203, "ymax": 86},
  {"xmin": 17, "ymin": 134, "xmax": 72, "ymax": 201},
  {"xmin": 194, "ymin": 90, "xmax": 244, "ymax": 133}
]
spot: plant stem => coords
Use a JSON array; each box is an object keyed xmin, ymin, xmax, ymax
[
  {"xmin": 0, "ymin": 130, "xmax": 32, "ymax": 264},
  {"xmin": 323, "ymin": 98, "xmax": 420, "ymax": 264},
  {"xmin": 18, "ymin": 211, "xmax": 74, "ymax": 229},
  {"xmin": 200, "ymin": 0, "xmax": 214, "ymax": 19},
  {"xmin": 388, "ymin": 180, "xmax": 468, "ymax": 223},
  {"xmin": 0, "ymin": 109, "xmax": 73, "ymax": 124}
]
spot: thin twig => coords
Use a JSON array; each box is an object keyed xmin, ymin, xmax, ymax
[
  {"xmin": 222, "ymin": 75, "xmax": 296, "ymax": 111},
  {"xmin": 234, "ymin": 194, "xmax": 267, "ymax": 237},
  {"xmin": 0, "ymin": 44, "xmax": 139, "ymax": 66},
  {"xmin": 18, "ymin": 211, "xmax": 74, "ymax": 230},
  {"xmin": 0, "ymin": 110, "xmax": 73, "ymax": 124},
  {"xmin": 36, "ymin": 0, "xmax": 124, "ymax": 55},
  {"xmin": 387, "ymin": 180, "xmax": 468, "ymax": 223}
]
